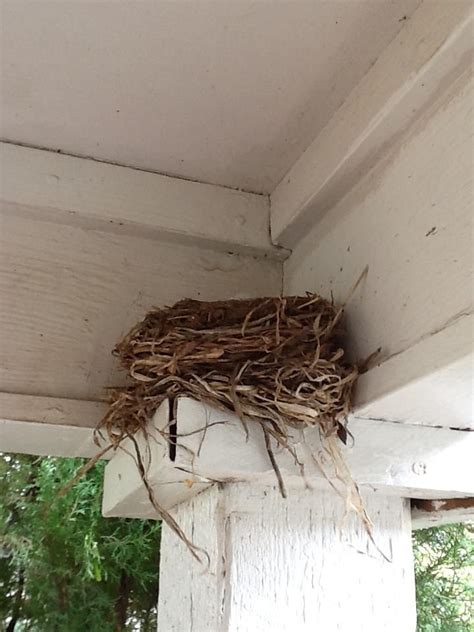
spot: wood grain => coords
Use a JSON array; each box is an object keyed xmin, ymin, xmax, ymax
[
  {"xmin": 412, "ymin": 497, "xmax": 474, "ymax": 528},
  {"xmin": 0, "ymin": 392, "xmax": 104, "ymax": 428},
  {"xmin": 1, "ymin": 142, "xmax": 277, "ymax": 255},
  {"xmin": 0, "ymin": 214, "xmax": 281, "ymax": 401},
  {"xmin": 158, "ymin": 484, "xmax": 416, "ymax": 631},
  {"xmin": 102, "ymin": 397, "xmax": 474, "ymax": 523},
  {"xmin": 271, "ymin": 1, "xmax": 473, "ymax": 246},
  {"xmin": 285, "ymin": 71, "xmax": 473, "ymax": 428}
]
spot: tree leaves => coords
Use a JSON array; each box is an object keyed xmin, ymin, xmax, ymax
[
  {"xmin": 0, "ymin": 453, "xmax": 160, "ymax": 631},
  {"xmin": 413, "ymin": 524, "xmax": 474, "ymax": 631}
]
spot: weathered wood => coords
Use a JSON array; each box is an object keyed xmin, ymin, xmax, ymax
[
  {"xmin": 271, "ymin": 1, "xmax": 473, "ymax": 246},
  {"xmin": 1, "ymin": 2, "xmax": 422, "ymax": 193},
  {"xmin": 0, "ymin": 392, "xmax": 103, "ymax": 428},
  {"xmin": 158, "ymin": 484, "xmax": 416, "ymax": 631},
  {"xmin": 284, "ymin": 69, "xmax": 473, "ymax": 430},
  {"xmin": 354, "ymin": 315, "xmax": 473, "ymax": 430},
  {"xmin": 102, "ymin": 400, "xmax": 210, "ymax": 518},
  {"xmin": 0, "ymin": 142, "xmax": 278, "ymax": 256},
  {"xmin": 0, "ymin": 419, "xmax": 101, "ymax": 459},
  {"xmin": 0, "ymin": 392, "xmax": 106, "ymax": 458},
  {"xmin": 0, "ymin": 213, "xmax": 282, "ymax": 401},
  {"xmin": 412, "ymin": 498, "xmax": 474, "ymax": 529},
  {"xmin": 102, "ymin": 397, "xmax": 474, "ymax": 521}
]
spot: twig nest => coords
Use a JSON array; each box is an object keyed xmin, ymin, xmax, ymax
[{"xmin": 100, "ymin": 295, "xmax": 358, "ymax": 448}]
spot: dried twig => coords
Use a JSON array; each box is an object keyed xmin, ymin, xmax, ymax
[
  {"xmin": 99, "ymin": 295, "xmax": 358, "ymax": 447},
  {"xmin": 98, "ymin": 294, "xmax": 361, "ymax": 559}
]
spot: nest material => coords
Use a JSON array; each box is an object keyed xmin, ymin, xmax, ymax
[
  {"xmin": 96, "ymin": 293, "xmax": 380, "ymax": 562},
  {"xmin": 99, "ymin": 295, "xmax": 358, "ymax": 451}
]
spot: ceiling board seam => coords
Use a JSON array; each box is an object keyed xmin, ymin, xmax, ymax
[{"xmin": 0, "ymin": 138, "xmax": 267, "ymax": 198}]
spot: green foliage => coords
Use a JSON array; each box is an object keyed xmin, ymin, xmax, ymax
[
  {"xmin": 413, "ymin": 523, "xmax": 474, "ymax": 632},
  {"xmin": 2, "ymin": 452, "xmax": 473, "ymax": 631},
  {"xmin": 0, "ymin": 453, "xmax": 160, "ymax": 631}
]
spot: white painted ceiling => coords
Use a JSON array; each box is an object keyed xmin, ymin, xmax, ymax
[{"xmin": 1, "ymin": 0, "xmax": 421, "ymax": 193}]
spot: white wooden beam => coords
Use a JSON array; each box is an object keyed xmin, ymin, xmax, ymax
[
  {"xmin": 411, "ymin": 498, "xmax": 474, "ymax": 529},
  {"xmin": 0, "ymin": 392, "xmax": 107, "ymax": 458},
  {"xmin": 270, "ymin": 1, "xmax": 473, "ymax": 247},
  {"xmin": 0, "ymin": 392, "xmax": 104, "ymax": 428},
  {"xmin": 102, "ymin": 397, "xmax": 474, "ymax": 521},
  {"xmin": 0, "ymin": 419, "xmax": 103, "ymax": 459},
  {"xmin": 354, "ymin": 314, "xmax": 473, "ymax": 430},
  {"xmin": 158, "ymin": 484, "xmax": 416, "ymax": 632},
  {"xmin": 283, "ymin": 63, "xmax": 473, "ymax": 432},
  {"xmin": 102, "ymin": 399, "xmax": 210, "ymax": 518},
  {"xmin": 0, "ymin": 142, "xmax": 281, "ymax": 257},
  {"xmin": 0, "ymin": 210, "xmax": 282, "ymax": 401}
]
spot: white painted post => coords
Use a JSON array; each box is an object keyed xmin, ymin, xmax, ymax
[
  {"xmin": 101, "ymin": 397, "xmax": 473, "ymax": 631},
  {"xmin": 157, "ymin": 484, "xmax": 416, "ymax": 632}
]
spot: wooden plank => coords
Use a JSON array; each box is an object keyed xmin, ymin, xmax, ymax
[
  {"xmin": 0, "ymin": 142, "xmax": 280, "ymax": 256},
  {"xmin": 284, "ymin": 69, "xmax": 473, "ymax": 429},
  {"xmin": 0, "ymin": 392, "xmax": 104, "ymax": 428},
  {"xmin": 0, "ymin": 213, "xmax": 282, "ymax": 401},
  {"xmin": 0, "ymin": 419, "xmax": 103, "ymax": 459},
  {"xmin": 102, "ymin": 397, "xmax": 474, "ymax": 521},
  {"xmin": 0, "ymin": 392, "xmax": 107, "ymax": 458},
  {"xmin": 354, "ymin": 315, "xmax": 473, "ymax": 430},
  {"xmin": 271, "ymin": 1, "xmax": 473, "ymax": 247},
  {"xmin": 102, "ymin": 399, "xmax": 211, "ymax": 518},
  {"xmin": 158, "ymin": 485, "xmax": 415, "ymax": 632},
  {"xmin": 412, "ymin": 498, "xmax": 474, "ymax": 529},
  {"xmin": 174, "ymin": 399, "xmax": 473, "ymax": 499}
]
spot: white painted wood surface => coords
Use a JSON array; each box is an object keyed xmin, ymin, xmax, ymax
[
  {"xmin": 0, "ymin": 212, "xmax": 281, "ymax": 402},
  {"xmin": 412, "ymin": 498, "xmax": 474, "ymax": 529},
  {"xmin": 412, "ymin": 505, "xmax": 474, "ymax": 529},
  {"xmin": 0, "ymin": 143, "xmax": 275, "ymax": 255},
  {"xmin": 271, "ymin": 1, "xmax": 473, "ymax": 246},
  {"xmin": 158, "ymin": 484, "xmax": 224, "ymax": 632},
  {"xmin": 0, "ymin": 392, "xmax": 103, "ymax": 429},
  {"xmin": 102, "ymin": 398, "xmax": 474, "ymax": 522},
  {"xmin": 1, "ymin": 1, "xmax": 419, "ymax": 192},
  {"xmin": 102, "ymin": 400, "xmax": 210, "ymax": 519},
  {"xmin": 0, "ymin": 419, "xmax": 101, "ymax": 459},
  {"xmin": 0, "ymin": 392, "xmax": 106, "ymax": 458},
  {"xmin": 354, "ymin": 314, "xmax": 473, "ymax": 430},
  {"xmin": 158, "ymin": 484, "xmax": 416, "ymax": 632},
  {"xmin": 284, "ymin": 70, "xmax": 473, "ymax": 429}
]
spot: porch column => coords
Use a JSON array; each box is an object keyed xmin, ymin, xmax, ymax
[
  {"xmin": 157, "ymin": 483, "xmax": 416, "ymax": 632},
  {"xmin": 102, "ymin": 398, "xmax": 472, "ymax": 630}
]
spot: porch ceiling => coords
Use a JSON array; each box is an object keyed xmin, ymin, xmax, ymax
[{"xmin": 1, "ymin": 0, "xmax": 420, "ymax": 193}]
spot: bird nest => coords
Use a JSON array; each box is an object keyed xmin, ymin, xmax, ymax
[
  {"xmin": 98, "ymin": 295, "xmax": 358, "ymax": 453},
  {"xmin": 96, "ymin": 294, "xmax": 366, "ymax": 560}
]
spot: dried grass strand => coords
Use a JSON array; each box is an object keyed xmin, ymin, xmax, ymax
[{"xmin": 98, "ymin": 292, "xmax": 362, "ymax": 560}]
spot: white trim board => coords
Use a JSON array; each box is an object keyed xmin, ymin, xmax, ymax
[
  {"xmin": 354, "ymin": 314, "xmax": 473, "ymax": 431},
  {"xmin": 0, "ymin": 392, "xmax": 107, "ymax": 458},
  {"xmin": 0, "ymin": 419, "xmax": 105, "ymax": 459},
  {"xmin": 102, "ymin": 397, "xmax": 474, "ymax": 522},
  {"xmin": 270, "ymin": 1, "xmax": 474, "ymax": 247},
  {"xmin": 0, "ymin": 392, "xmax": 104, "ymax": 429},
  {"xmin": 411, "ymin": 498, "xmax": 474, "ymax": 529},
  {"xmin": 157, "ymin": 485, "xmax": 415, "ymax": 632},
  {"xmin": 0, "ymin": 142, "xmax": 283, "ymax": 257}
]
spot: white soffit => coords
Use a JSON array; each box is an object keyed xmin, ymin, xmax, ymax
[{"xmin": 1, "ymin": 0, "xmax": 420, "ymax": 193}]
